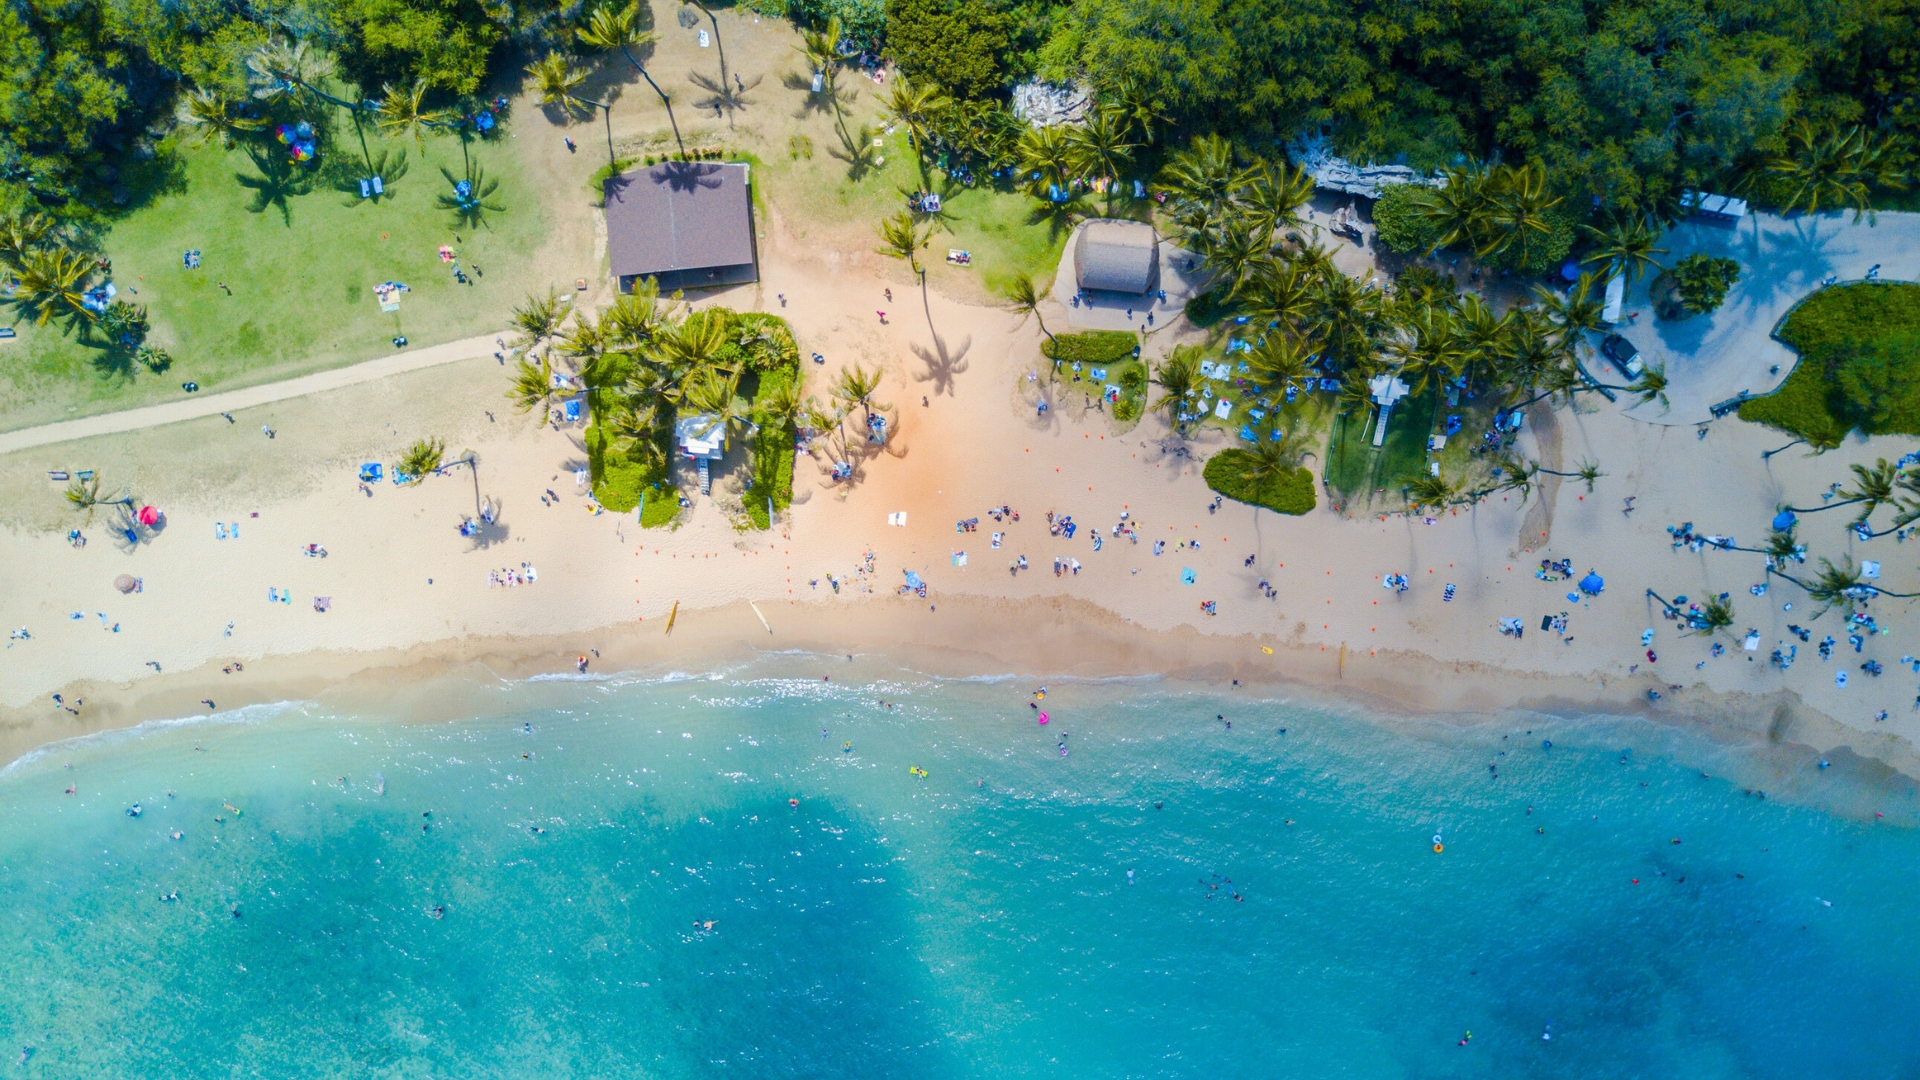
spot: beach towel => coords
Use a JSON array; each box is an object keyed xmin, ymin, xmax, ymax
[
  {"xmin": 216, "ymin": 523, "xmax": 227, "ymax": 539},
  {"xmin": 1181, "ymin": 567, "xmax": 1196, "ymax": 585},
  {"xmin": 887, "ymin": 512, "xmax": 907, "ymax": 527},
  {"xmin": 903, "ymin": 570, "xmax": 923, "ymax": 589},
  {"xmin": 953, "ymin": 552, "xmax": 968, "ymax": 567}
]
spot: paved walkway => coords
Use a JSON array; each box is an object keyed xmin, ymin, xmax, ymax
[
  {"xmin": 1603, "ymin": 209, "xmax": 1920, "ymax": 426},
  {"xmin": 0, "ymin": 331, "xmax": 506, "ymax": 454}
]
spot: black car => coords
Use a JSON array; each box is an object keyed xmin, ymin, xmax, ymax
[{"xmin": 1599, "ymin": 333, "xmax": 1644, "ymax": 378}]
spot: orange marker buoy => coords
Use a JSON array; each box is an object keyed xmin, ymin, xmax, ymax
[{"xmin": 1433, "ymin": 843, "xmax": 1444, "ymax": 853}]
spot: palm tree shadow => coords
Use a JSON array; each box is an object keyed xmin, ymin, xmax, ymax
[
  {"xmin": 1028, "ymin": 197, "xmax": 1093, "ymax": 244},
  {"xmin": 330, "ymin": 149, "xmax": 410, "ymax": 207},
  {"xmin": 826, "ymin": 122, "xmax": 880, "ymax": 182},
  {"xmin": 781, "ymin": 72, "xmax": 840, "ymax": 118},
  {"xmin": 910, "ymin": 333, "xmax": 972, "ymax": 397},
  {"xmin": 236, "ymin": 148, "xmax": 316, "ymax": 225},
  {"xmin": 437, "ymin": 166, "xmax": 506, "ymax": 231},
  {"xmin": 690, "ymin": 71, "xmax": 763, "ymax": 124}
]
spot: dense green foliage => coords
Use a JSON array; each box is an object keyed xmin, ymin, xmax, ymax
[
  {"xmin": 1370, "ymin": 184, "xmax": 1444, "ymax": 256},
  {"xmin": 1203, "ymin": 453, "xmax": 1316, "ymax": 515},
  {"xmin": 1031, "ymin": 0, "xmax": 1920, "ymax": 214},
  {"xmin": 1040, "ymin": 329, "xmax": 1137, "ymax": 364},
  {"xmin": 1669, "ymin": 254, "xmax": 1742, "ymax": 315},
  {"xmin": 885, "ymin": 0, "xmax": 1010, "ymax": 99},
  {"xmin": 0, "ymin": 0, "xmax": 566, "ymax": 218},
  {"xmin": 1740, "ymin": 283, "xmax": 1920, "ymax": 443}
]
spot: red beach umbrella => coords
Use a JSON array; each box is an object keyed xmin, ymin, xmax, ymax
[{"xmin": 137, "ymin": 505, "xmax": 160, "ymax": 526}]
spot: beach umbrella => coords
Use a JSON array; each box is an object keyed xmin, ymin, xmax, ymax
[
  {"xmin": 137, "ymin": 505, "xmax": 160, "ymax": 527},
  {"xmin": 1579, "ymin": 571, "xmax": 1605, "ymax": 595},
  {"xmin": 114, "ymin": 574, "xmax": 137, "ymax": 594},
  {"xmin": 1772, "ymin": 510, "xmax": 1797, "ymax": 532}
]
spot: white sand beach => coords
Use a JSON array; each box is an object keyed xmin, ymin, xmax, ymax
[{"xmin": 6, "ymin": 200, "xmax": 1920, "ymax": 788}]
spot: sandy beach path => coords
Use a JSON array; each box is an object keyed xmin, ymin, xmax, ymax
[{"xmin": 0, "ymin": 331, "xmax": 507, "ymax": 454}]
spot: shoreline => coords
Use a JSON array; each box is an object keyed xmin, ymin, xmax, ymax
[{"xmin": 11, "ymin": 592, "xmax": 1916, "ymax": 804}]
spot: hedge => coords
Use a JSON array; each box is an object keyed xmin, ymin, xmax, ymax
[
  {"xmin": 1203, "ymin": 452, "xmax": 1317, "ymax": 515},
  {"xmin": 1371, "ymin": 184, "xmax": 1444, "ymax": 255},
  {"xmin": 1041, "ymin": 330, "xmax": 1138, "ymax": 365}
]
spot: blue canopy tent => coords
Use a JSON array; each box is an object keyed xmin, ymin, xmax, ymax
[{"xmin": 1579, "ymin": 571, "xmax": 1605, "ymax": 595}]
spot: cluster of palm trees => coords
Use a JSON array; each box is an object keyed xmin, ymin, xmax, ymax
[
  {"xmin": 1397, "ymin": 162, "xmax": 1567, "ymax": 271},
  {"xmin": 505, "ymin": 282, "xmax": 811, "ymax": 491},
  {"xmin": 1734, "ymin": 119, "xmax": 1912, "ymax": 223},
  {"xmin": 1, "ymin": 212, "xmax": 95, "ymax": 326}
]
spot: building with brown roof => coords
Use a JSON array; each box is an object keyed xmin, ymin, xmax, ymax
[{"xmin": 603, "ymin": 161, "xmax": 758, "ymax": 293}]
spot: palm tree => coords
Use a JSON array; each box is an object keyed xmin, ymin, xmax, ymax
[
  {"xmin": 681, "ymin": 365, "xmax": 752, "ymax": 449},
  {"xmin": 1785, "ymin": 459, "xmax": 1901, "ymax": 517},
  {"xmin": 830, "ymin": 362, "xmax": 887, "ymax": 429},
  {"xmin": 1479, "ymin": 162, "xmax": 1563, "ymax": 266},
  {"xmin": 1241, "ymin": 261, "xmax": 1315, "ymax": 332},
  {"xmin": 1745, "ymin": 120, "xmax": 1911, "ymax": 223},
  {"xmin": 1150, "ymin": 350, "xmax": 1201, "ymax": 430},
  {"xmin": 1305, "ymin": 270, "xmax": 1386, "ymax": 366},
  {"xmin": 399, "ymin": 437, "xmax": 446, "ymax": 479},
  {"xmin": 1002, "ymin": 274, "xmax": 1055, "ymax": 344},
  {"xmin": 508, "ymin": 353, "xmax": 558, "ymax": 415},
  {"xmin": 1109, "ymin": 74, "xmax": 1167, "ymax": 145},
  {"xmin": 510, "ymin": 289, "xmax": 566, "ymax": 355},
  {"xmin": 1156, "ymin": 134, "xmax": 1243, "ymax": 221},
  {"xmin": 1246, "ymin": 331, "xmax": 1314, "ymax": 390},
  {"xmin": 64, "ymin": 473, "xmax": 130, "ymax": 522},
  {"xmin": 1202, "ymin": 214, "xmax": 1270, "ymax": 299},
  {"xmin": 1534, "ymin": 272, "xmax": 1605, "ymax": 349},
  {"xmin": 756, "ymin": 375, "xmax": 807, "ymax": 432},
  {"xmin": 1235, "ymin": 427, "xmax": 1315, "ymax": 486},
  {"xmin": 376, "ymin": 80, "xmax": 449, "ymax": 145},
  {"xmin": 1647, "ymin": 590, "xmax": 1735, "ymax": 636},
  {"xmin": 877, "ymin": 211, "xmax": 927, "ymax": 276},
  {"xmin": 1453, "ymin": 292, "xmax": 1511, "ymax": 385},
  {"xmin": 179, "ymin": 89, "xmax": 268, "ymax": 148},
  {"xmin": 1416, "ymin": 163, "xmax": 1488, "ymax": 254},
  {"xmin": 528, "ymin": 53, "xmax": 615, "ymax": 168},
  {"xmin": 1406, "ymin": 470, "xmax": 1464, "ymax": 512},
  {"xmin": 1016, "ymin": 124, "xmax": 1074, "ymax": 200},
  {"xmin": 13, "ymin": 246, "xmax": 93, "ymax": 325},
  {"xmin": 881, "ymin": 76, "xmax": 950, "ymax": 165},
  {"xmin": 245, "ymin": 39, "xmax": 349, "ymax": 108},
  {"xmin": 654, "ymin": 308, "xmax": 733, "ymax": 379},
  {"xmin": 1487, "ymin": 454, "xmax": 1539, "ymax": 502},
  {"xmin": 577, "ymin": 0, "xmax": 681, "ymax": 157},
  {"xmin": 1589, "ymin": 361, "xmax": 1670, "ymax": 409},
  {"xmin": 1385, "ymin": 303, "xmax": 1464, "ymax": 405},
  {"xmin": 0, "ymin": 211, "xmax": 52, "ymax": 269},
  {"xmin": 1238, "ymin": 158, "xmax": 1315, "ymax": 241},
  {"xmin": 1065, "ymin": 107, "xmax": 1137, "ymax": 212},
  {"xmin": 1532, "ymin": 458, "xmax": 1605, "ymax": 493},
  {"xmin": 795, "ymin": 17, "xmax": 848, "ymax": 99},
  {"xmin": 1580, "ymin": 215, "xmax": 1666, "ymax": 285},
  {"xmin": 1774, "ymin": 556, "xmax": 1920, "ymax": 615}
]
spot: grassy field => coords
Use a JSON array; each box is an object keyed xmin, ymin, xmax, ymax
[
  {"xmin": 1739, "ymin": 282, "xmax": 1920, "ymax": 445},
  {"xmin": 0, "ymin": 128, "xmax": 551, "ymax": 432},
  {"xmin": 1324, "ymin": 389, "xmax": 1439, "ymax": 500}
]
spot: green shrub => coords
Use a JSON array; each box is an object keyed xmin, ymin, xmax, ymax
[
  {"xmin": 1670, "ymin": 254, "xmax": 1741, "ymax": 314},
  {"xmin": 1832, "ymin": 333, "xmax": 1920, "ymax": 431},
  {"xmin": 1203, "ymin": 452, "xmax": 1317, "ymax": 515},
  {"xmin": 1118, "ymin": 365, "xmax": 1146, "ymax": 391},
  {"xmin": 1112, "ymin": 396, "xmax": 1141, "ymax": 422},
  {"xmin": 1041, "ymin": 330, "xmax": 1138, "ymax": 364},
  {"xmin": 743, "ymin": 421, "xmax": 796, "ymax": 529},
  {"xmin": 586, "ymin": 423, "xmax": 678, "ymax": 524},
  {"xmin": 1371, "ymin": 184, "xmax": 1444, "ymax": 255}
]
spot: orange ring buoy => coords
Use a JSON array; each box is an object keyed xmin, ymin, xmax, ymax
[{"xmin": 1433, "ymin": 843, "xmax": 1444, "ymax": 853}]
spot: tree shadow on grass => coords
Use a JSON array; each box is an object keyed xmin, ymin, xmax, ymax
[
  {"xmin": 236, "ymin": 147, "xmax": 318, "ymax": 225},
  {"xmin": 826, "ymin": 123, "xmax": 880, "ymax": 182},
  {"xmin": 1028, "ymin": 196, "xmax": 1093, "ymax": 245},
  {"xmin": 325, "ymin": 148, "xmax": 409, "ymax": 207}
]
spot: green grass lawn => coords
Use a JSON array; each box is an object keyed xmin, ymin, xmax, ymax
[
  {"xmin": 1324, "ymin": 389, "xmax": 1439, "ymax": 501},
  {"xmin": 757, "ymin": 122, "xmax": 1146, "ymax": 302},
  {"xmin": 0, "ymin": 129, "xmax": 550, "ymax": 432},
  {"xmin": 1739, "ymin": 282, "xmax": 1920, "ymax": 445}
]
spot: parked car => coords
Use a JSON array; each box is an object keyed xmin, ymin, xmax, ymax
[{"xmin": 1599, "ymin": 333, "xmax": 1645, "ymax": 378}]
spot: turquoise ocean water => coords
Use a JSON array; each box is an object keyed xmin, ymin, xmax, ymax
[{"xmin": 4, "ymin": 662, "xmax": 1919, "ymax": 1078}]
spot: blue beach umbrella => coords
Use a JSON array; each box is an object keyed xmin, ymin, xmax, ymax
[
  {"xmin": 1773, "ymin": 510, "xmax": 1797, "ymax": 532},
  {"xmin": 1579, "ymin": 571, "xmax": 1605, "ymax": 595}
]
